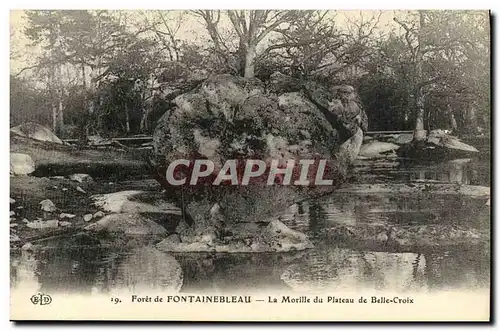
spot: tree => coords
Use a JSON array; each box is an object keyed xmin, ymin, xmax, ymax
[
  {"xmin": 22, "ymin": 10, "xmax": 157, "ymax": 136},
  {"xmin": 392, "ymin": 10, "xmax": 490, "ymax": 140},
  {"xmin": 23, "ymin": 11, "xmax": 67, "ymax": 134},
  {"xmin": 98, "ymin": 37, "xmax": 165, "ymax": 134},
  {"xmin": 13, "ymin": 10, "xmax": 489, "ymax": 139},
  {"xmin": 193, "ymin": 10, "xmax": 327, "ymax": 78},
  {"xmin": 140, "ymin": 10, "xmax": 185, "ymax": 62},
  {"xmin": 10, "ymin": 75, "xmax": 52, "ymax": 127}
]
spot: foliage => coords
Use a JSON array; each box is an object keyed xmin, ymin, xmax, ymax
[{"xmin": 11, "ymin": 10, "xmax": 490, "ymax": 138}]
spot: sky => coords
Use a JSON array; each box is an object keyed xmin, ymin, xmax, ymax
[{"xmin": 9, "ymin": 9, "xmax": 397, "ymax": 75}]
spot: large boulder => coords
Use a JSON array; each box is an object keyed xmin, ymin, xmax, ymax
[
  {"xmin": 10, "ymin": 153, "xmax": 35, "ymax": 175},
  {"xmin": 152, "ymin": 74, "xmax": 366, "ymax": 231},
  {"xmin": 10, "ymin": 122, "xmax": 63, "ymax": 144},
  {"xmin": 154, "ymin": 74, "xmax": 365, "ymax": 168}
]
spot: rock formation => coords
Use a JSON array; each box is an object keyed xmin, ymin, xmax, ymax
[
  {"xmin": 11, "ymin": 122, "xmax": 63, "ymax": 144},
  {"xmin": 150, "ymin": 73, "xmax": 367, "ymax": 250}
]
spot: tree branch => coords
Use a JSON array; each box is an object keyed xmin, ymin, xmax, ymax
[
  {"xmin": 13, "ymin": 65, "xmax": 39, "ymax": 77},
  {"xmin": 255, "ymin": 11, "xmax": 294, "ymax": 44},
  {"xmin": 227, "ymin": 10, "xmax": 245, "ymax": 40},
  {"xmin": 393, "ymin": 16, "xmax": 417, "ymax": 58},
  {"xmin": 417, "ymin": 76, "xmax": 445, "ymax": 90}
]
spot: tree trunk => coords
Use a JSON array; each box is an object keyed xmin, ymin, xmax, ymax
[
  {"xmin": 413, "ymin": 91, "xmax": 426, "ymax": 141},
  {"xmin": 125, "ymin": 109, "xmax": 131, "ymax": 134},
  {"xmin": 51, "ymin": 101, "xmax": 58, "ymax": 134},
  {"xmin": 140, "ymin": 105, "xmax": 151, "ymax": 133},
  {"xmin": 53, "ymin": 65, "xmax": 64, "ymax": 136},
  {"xmin": 139, "ymin": 109, "xmax": 147, "ymax": 132},
  {"xmin": 87, "ymin": 63, "xmax": 101, "ymax": 135},
  {"xmin": 57, "ymin": 94, "xmax": 64, "ymax": 135},
  {"xmin": 89, "ymin": 67, "xmax": 98, "ymax": 115},
  {"xmin": 466, "ymin": 104, "xmax": 478, "ymax": 135},
  {"xmin": 412, "ymin": 12, "xmax": 427, "ymax": 142},
  {"xmin": 244, "ymin": 43, "xmax": 257, "ymax": 78},
  {"xmin": 447, "ymin": 104, "xmax": 458, "ymax": 132}
]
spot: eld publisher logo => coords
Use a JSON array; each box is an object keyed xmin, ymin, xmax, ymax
[{"xmin": 30, "ymin": 293, "xmax": 52, "ymax": 305}]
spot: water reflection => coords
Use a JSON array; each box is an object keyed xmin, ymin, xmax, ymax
[
  {"xmin": 10, "ymin": 158, "xmax": 490, "ymax": 295},
  {"xmin": 11, "ymin": 247, "xmax": 183, "ymax": 296},
  {"xmin": 10, "ymin": 191, "xmax": 489, "ymax": 295},
  {"xmin": 11, "ymin": 239, "xmax": 488, "ymax": 295},
  {"xmin": 353, "ymin": 158, "xmax": 490, "ymax": 186},
  {"xmin": 281, "ymin": 249, "xmax": 428, "ymax": 293},
  {"xmin": 408, "ymin": 159, "xmax": 474, "ymax": 184}
]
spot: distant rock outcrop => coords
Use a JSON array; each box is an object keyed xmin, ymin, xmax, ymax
[
  {"xmin": 426, "ymin": 129, "xmax": 479, "ymax": 153},
  {"xmin": 398, "ymin": 129, "xmax": 480, "ymax": 160},
  {"xmin": 10, "ymin": 122, "xmax": 63, "ymax": 144}
]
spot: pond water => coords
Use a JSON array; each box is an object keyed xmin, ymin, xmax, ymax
[{"xmin": 10, "ymin": 156, "xmax": 490, "ymax": 295}]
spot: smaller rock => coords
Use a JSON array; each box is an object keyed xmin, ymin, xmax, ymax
[
  {"xmin": 10, "ymin": 211, "xmax": 15, "ymax": 217},
  {"xmin": 50, "ymin": 176, "xmax": 66, "ymax": 180},
  {"xmin": 93, "ymin": 211, "xmax": 105, "ymax": 219},
  {"xmin": 10, "ymin": 223, "xmax": 18, "ymax": 227},
  {"xmin": 359, "ymin": 141, "xmax": 400, "ymax": 159},
  {"xmin": 51, "ymin": 185, "xmax": 58, "ymax": 189},
  {"xmin": 85, "ymin": 213, "xmax": 167, "ymax": 236},
  {"xmin": 26, "ymin": 220, "xmax": 59, "ymax": 229},
  {"xmin": 21, "ymin": 243, "xmax": 33, "ymax": 251},
  {"xmin": 22, "ymin": 218, "xmax": 29, "ymax": 223},
  {"xmin": 62, "ymin": 188, "xmax": 68, "ymax": 191},
  {"xmin": 59, "ymin": 221, "xmax": 72, "ymax": 227},
  {"xmin": 59, "ymin": 213, "xmax": 76, "ymax": 219},
  {"xmin": 76, "ymin": 186, "xmax": 87, "ymax": 194},
  {"xmin": 486, "ymin": 198, "xmax": 490, "ymax": 206},
  {"xmin": 10, "ymin": 234, "xmax": 20, "ymax": 242},
  {"xmin": 40, "ymin": 199, "xmax": 57, "ymax": 212},
  {"xmin": 91, "ymin": 190, "xmax": 180, "ymax": 214},
  {"xmin": 299, "ymin": 130, "xmax": 311, "ymax": 139},
  {"xmin": 69, "ymin": 173, "xmax": 94, "ymax": 183},
  {"xmin": 83, "ymin": 214, "xmax": 93, "ymax": 222},
  {"xmin": 10, "ymin": 153, "xmax": 35, "ymax": 175},
  {"xmin": 10, "ymin": 198, "xmax": 15, "ymax": 204},
  {"xmin": 163, "ymin": 234, "xmax": 182, "ymax": 245},
  {"xmin": 16, "ymin": 206, "xmax": 23, "ymax": 209},
  {"xmin": 375, "ymin": 232, "xmax": 389, "ymax": 243}
]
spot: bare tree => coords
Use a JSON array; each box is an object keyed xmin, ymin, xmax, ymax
[
  {"xmin": 141, "ymin": 10, "xmax": 185, "ymax": 62},
  {"xmin": 192, "ymin": 10, "xmax": 313, "ymax": 78},
  {"xmin": 392, "ymin": 10, "xmax": 482, "ymax": 140}
]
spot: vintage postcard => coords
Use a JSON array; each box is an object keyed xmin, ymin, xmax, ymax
[{"xmin": 9, "ymin": 9, "xmax": 491, "ymax": 321}]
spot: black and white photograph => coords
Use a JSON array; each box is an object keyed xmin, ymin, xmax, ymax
[{"xmin": 8, "ymin": 8, "xmax": 491, "ymax": 321}]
